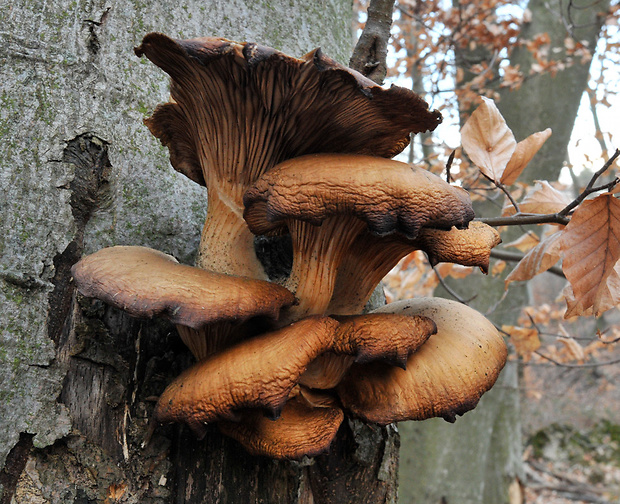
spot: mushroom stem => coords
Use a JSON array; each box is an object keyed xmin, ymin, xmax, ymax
[
  {"xmin": 281, "ymin": 216, "xmax": 366, "ymax": 323},
  {"xmin": 177, "ymin": 323, "xmax": 240, "ymax": 361},
  {"xmin": 197, "ymin": 189, "xmax": 267, "ymax": 279},
  {"xmin": 328, "ymin": 235, "xmax": 413, "ymax": 315}
]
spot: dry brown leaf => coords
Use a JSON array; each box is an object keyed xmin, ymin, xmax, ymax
[
  {"xmin": 461, "ymin": 96, "xmax": 516, "ymax": 182},
  {"xmin": 561, "ymin": 194, "xmax": 620, "ymax": 317},
  {"xmin": 503, "ymin": 180, "xmax": 572, "ymax": 216},
  {"xmin": 505, "ymin": 231, "xmax": 562, "ymax": 286},
  {"xmin": 492, "ymin": 260, "xmax": 506, "ymax": 276},
  {"xmin": 502, "ymin": 324, "xmax": 541, "ymax": 357},
  {"xmin": 501, "ymin": 128, "xmax": 552, "ymax": 185},
  {"xmin": 504, "ymin": 232, "xmax": 540, "ymax": 252},
  {"xmin": 558, "ymin": 338, "xmax": 585, "ymax": 361}
]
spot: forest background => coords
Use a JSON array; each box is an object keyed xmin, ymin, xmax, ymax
[{"xmin": 1, "ymin": 0, "xmax": 620, "ymax": 503}]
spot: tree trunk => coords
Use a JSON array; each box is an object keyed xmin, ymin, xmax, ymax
[{"xmin": 0, "ymin": 2, "xmax": 399, "ymax": 502}]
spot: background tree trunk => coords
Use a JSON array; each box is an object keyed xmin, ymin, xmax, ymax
[
  {"xmin": 398, "ymin": 1, "xmax": 609, "ymax": 503},
  {"xmin": 0, "ymin": 2, "xmax": 400, "ymax": 502}
]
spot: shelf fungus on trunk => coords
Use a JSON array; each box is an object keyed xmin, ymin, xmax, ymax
[
  {"xmin": 243, "ymin": 153, "xmax": 476, "ymax": 321},
  {"xmin": 71, "ymin": 246, "xmax": 295, "ymax": 359},
  {"xmin": 153, "ymin": 313, "xmax": 437, "ymax": 455},
  {"xmin": 337, "ymin": 298, "xmax": 508, "ymax": 424},
  {"xmin": 134, "ymin": 33, "xmax": 441, "ymax": 280}
]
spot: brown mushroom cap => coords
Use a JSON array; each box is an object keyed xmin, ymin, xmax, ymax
[
  {"xmin": 155, "ymin": 312, "xmax": 437, "ymax": 436},
  {"xmin": 328, "ymin": 222, "xmax": 502, "ymax": 315},
  {"xmin": 337, "ymin": 297, "xmax": 508, "ymax": 424},
  {"xmin": 71, "ymin": 246, "xmax": 295, "ymax": 328},
  {"xmin": 134, "ymin": 33, "xmax": 442, "ymax": 189},
  {"xmin": 243, "ymin": 153, "xmax": 474, "ymax": 320},
  {"xmin": 299, "ymin": 313, "xmax": 437, "ymax": 389},
  {"xmin": 154, "ymin": 317, "xmax": 341, "ymax": 437},
  {"xmin": 218, "ymin": 395, "xmax": 344, "ymax": 460},
  {"xmin": 244, "ymin": 154, "xmax": 474, "ymax": 239}
]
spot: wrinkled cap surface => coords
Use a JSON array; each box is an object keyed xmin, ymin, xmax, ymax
[
  {"xmin": 243, "ymin": 154, "xmax": 475, "ymax": 239},
  {"xmin": 337, "ymin": 297, "xmax": 508, "ymax": 424}
]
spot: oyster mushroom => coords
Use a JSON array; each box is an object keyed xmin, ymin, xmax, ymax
[
  {"xmin": 337, "ymin": 297, "xmax": 508, "ymax": 424},
  {"xmin": 134, "ymin": 33, "xmax": 442, "ymax": 279},
  {"xmin": 218, "ymin": 395, "xmax": 344, "ymax": 460},
  {"xmin": 71, "ymin": 246, "xmax": 295, "ymax": 359},
  {"xmin": 154, "ymin": 313, "xmax": 436, "ymax": 438},
  {"xmin": 243, "ymin": 153, "xmax": 475, "ymax": 321}
]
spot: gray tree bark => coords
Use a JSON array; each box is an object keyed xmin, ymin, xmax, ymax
[{"xmin": 0, "ymin": 2, "xmax": 401, "ymax": 502}]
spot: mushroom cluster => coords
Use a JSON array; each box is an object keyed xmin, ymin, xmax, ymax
[{"xmin": 71, "ymin": 33, "xmax": 507, "ymax": 460}]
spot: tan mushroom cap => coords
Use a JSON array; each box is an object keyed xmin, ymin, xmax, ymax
[
  {"xmin": 155, "ymin": 312, "xmax": 437, "ymax": 436},
  {"xmin": 299, "ymin": 313, "xmax": 437, "ymax": 389},
  {"xmin": 218, "ymin": 396, "xmax": 344, "ymax": 460},
  {"xmin": 71, "ymin": 246, "xmax": 295, "ymax": 329},
  {"xmin": 337, "ymin": 297, "xmax": 508, "ymax": 424},
  {"xmin": 243, "ymin": 154, "xmax": 474, "ymax": 239},
  {"xmin": 154, "ymin": 317, "xmax": 341, "ymax": 437},
  {"xmin": 328, "ymin": 222, "xmax": 501, "ymax": 315}
]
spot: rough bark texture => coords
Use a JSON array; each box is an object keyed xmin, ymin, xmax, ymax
[{"xmin": 0, "ymin": 1, "xmax": 401, "ymax": 502}]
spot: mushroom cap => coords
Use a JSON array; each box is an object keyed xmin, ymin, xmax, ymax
[
  {"xmin": 134, "ymin": 33, "xmax": 442, "ymax": 188},
  {"xmin": 71, "ymin": 246, "xmax": 295, "ymax": 329},
  {"xmin": 337, "ymin": 297, "xmax": 508, "ymax": 424},
  {"xmin": 218, "ymin": 396, "xmax": 344, "ymax": 460},
  {"xmin": 243, "ymin": 154, "xmax": 474, "ymax": 239},
  {"xmin": 299, "ymin": 313, "xmax": 437, "ymax": 389},
  {"xmin": 154, "ymin": 317, "xmax": 340, "ymax": 435},
  {"xmin": 413, "ymin": 221, "xmax": 502, "ymax": 273}
]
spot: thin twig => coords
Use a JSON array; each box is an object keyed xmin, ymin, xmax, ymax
[
  {"xmin": 477, "ymin": 213, "xmax": 570, "ymax": 227},
  {"xmin": 490, "ymin": 249, "xmax": 565, "ymax": 278},
  {"xmin": 534, "ymin": 350, "xmax": 620, "ymax": 368},
  {"xmin": 558, "ymin": 148, "xmax": 620, "ymax": 216},
  {"xmin": 349, "ymin": 0, "xmax": 395, "ymax": 84},
  {"xmin": 432, "ymin": 267, "xmax": 477, "ymax": 305}
]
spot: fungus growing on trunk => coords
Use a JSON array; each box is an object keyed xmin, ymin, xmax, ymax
[
  {"xmin": 134, "ymin": 33, "xmax": 441, "ymax": 279},
  {"xmin": 154, "ymin": 313, "xmax": 436, "ymax": 441},
  {"xmin": 71, "ymin": 33, "xmax": 508, "ymax": 460},
  {"xmin": 328, "ymin": 221, "xmax": 501, "ymax": 315},
  {"xmin": 243, "ymin": 153, "xmax": 475, "ymax": 320},
  {"xmin": 337, "ymin": 298, "xmax": 508, "ymax": 424},
  {"xmin": 71, "ymin": 246, "xmax": 295, "ymax": 358}
]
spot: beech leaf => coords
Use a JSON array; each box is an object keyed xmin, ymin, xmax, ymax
[
  {"xmin": 501, "ymin": 128, "xmax": 552, "ymax": 185},
  {"xmin": 461, "ymin": 97, "xmax": 516, "ymax": 182},
  {"xmin": 502, "ymin": 325, "xmax": 541, "ymax": 357},
  {"xmin": 560, "ymin": 194, "xmax": 620, "ymax": 317},
  {"xmin": 505, "ymin": 231, "xmax": 562, "ymax": 286},
  {"xmin": 503, "ymin": 180, "xmax": 572, "ymax": 216},
  {"xmin": 504, "ymin": 233, "xmax": 540, "ymax": 253}
]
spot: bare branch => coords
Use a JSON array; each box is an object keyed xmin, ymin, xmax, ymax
[
  {"xmin": 349, "ymin": 0, "xmax": 395, "ymax": 84},
  {"xmin": 490, "ymin": 249, "xmax": 565, "ymax": 278}
]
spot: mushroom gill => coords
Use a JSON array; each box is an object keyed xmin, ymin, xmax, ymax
[
  {"xmin": 243, "ymin": 153, "xmax": 475, "ymax": 322},
  {"xmin": 134, "ymin": 33, "xmax": 442, "ymax": 280}
]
